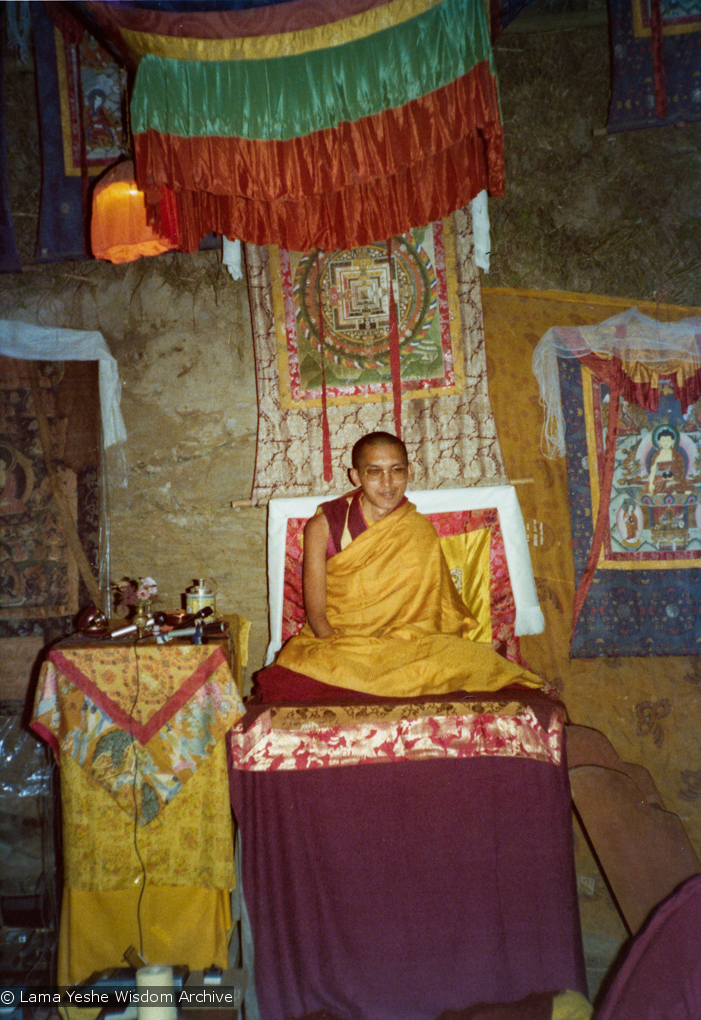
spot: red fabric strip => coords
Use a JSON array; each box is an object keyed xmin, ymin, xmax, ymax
[
  {"xmin": 572, "ymin": 372, "xmax": 623, "ymax": 632},
  {"xmin": 650, "ymin": 0, "xmax": 667, "ymax": 120},
  {"xmin": 134, "ymin": 65, "xmax": 502, "ymax": 204},
  {"xmin": 386, "ymin": 238, "xmax": 403, "ymax": 438},
  {"xmin": 317, "ymin": 255, "xmax": 333, "ymax": 482},
  {"xmin": 87, "ymin": 0, "xmax": 393, "ymax": 42},
  {"xmin": 138, "ymin": 128, "xmax": 502, "ymax": 252},
  {"xmin": 158, "ymin": 184, "xmax": 181, "ymax": 246},
  {"xmin": 48, "ymin": 646, "xmax": 227, "ymax": 745}
]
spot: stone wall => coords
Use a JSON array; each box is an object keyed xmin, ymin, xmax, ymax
[{"xmin": 0, "ymin": 251, "xmax": 270, "ymax": 685}]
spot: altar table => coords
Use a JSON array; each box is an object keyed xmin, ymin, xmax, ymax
[
  {"xmin": 32, "ymin": 637, "xmax": 244, "ymax": 986},
  {"xmin": 229, "ymin": 691, "xmax": 588, "ymax": 1020}
]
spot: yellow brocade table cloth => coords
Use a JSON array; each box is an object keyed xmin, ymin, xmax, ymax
[
  {"xmin": 276, "ymin": 501, "xmax": 544, "ymax": 697},
  {"xmin": 31, "ymin": 639, "xmax": 244, "ymax": 984}
]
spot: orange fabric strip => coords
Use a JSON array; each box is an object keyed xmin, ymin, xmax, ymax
[
  {"xmin": 163, "ymin": 136, "xmax": 499, "ymax": 250},
  {"xmin": 139, "ymin": 114, "xmax": 503, "ymax": 250}
]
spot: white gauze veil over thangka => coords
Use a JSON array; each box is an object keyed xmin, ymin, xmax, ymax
[{"xmin": 533, "ymin": 308, "xmax": 701, "ymax": 459}]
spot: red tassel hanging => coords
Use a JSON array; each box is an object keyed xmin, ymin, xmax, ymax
[
  {"xmin": 572, "ymin": 375, "xmax": 623, "ymax": 631},
  {"xmin": 317, "ymin": 252, "xmax": 333, "ymax": 482},
  {"xmin": 73, "ymin": 39, "xmax": 90, "ymax": 256},
  {"xmin": 386, "ymin": 238, "xmax": 402, "ymax": 438},
  {"xmin": 650, "ymin": 0, "xmax": 667, "ymax": 120}
]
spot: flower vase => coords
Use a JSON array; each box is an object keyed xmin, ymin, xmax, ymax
[{"xmin": 134, "ymin": 601, "xmax": 152, "ymax": 636}]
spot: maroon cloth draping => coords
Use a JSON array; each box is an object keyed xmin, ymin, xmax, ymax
[
  {"xmin": 87, "ymin": 0, "xmax": 391, "ymax": 47},
  {"xmin": 595, "ymin": 874, "xmax": 701, "ymax": 1020},
  {"xmin": 229, "ymin": 748, "xmax": 587, "ymax": 1020},
  {"xmin": 321, "ymin": 491, "xmax": 368, "ymax": 557},
  {"xmin": 255, "ymin": 664, "xmax": 404, "ymax": 701},
  {"xmin": 293, "ymin": 992, "xmax": 556, "ymax": 1020},
  {"xmin": 577, "ymin": 351, "xmax": 701, "ymax": 416}
]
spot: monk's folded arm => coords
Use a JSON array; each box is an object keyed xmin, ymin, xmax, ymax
[{"xmin": 302, "ymin": 513, "xmax": 337, "ymax": 639}]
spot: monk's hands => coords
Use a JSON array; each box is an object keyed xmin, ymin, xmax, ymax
[{"xmin": 311, "ymin": 620, "xmax": 337, "ymax": 639}]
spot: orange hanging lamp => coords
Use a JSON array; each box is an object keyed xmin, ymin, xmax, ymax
[{"xmin": 91, "ymin": 160, "xmax": 180, "ymax": 264}]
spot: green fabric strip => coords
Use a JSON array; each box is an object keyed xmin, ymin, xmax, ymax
[{"xmin": 131, "ymin": 0, "xmax": 494, "ymax": 141}]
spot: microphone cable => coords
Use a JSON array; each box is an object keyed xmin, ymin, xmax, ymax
[{"xmin": 129, "ymin": 632, "xmax": 148, "ymax": 959}]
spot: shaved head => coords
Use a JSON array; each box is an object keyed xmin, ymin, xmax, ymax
[{"xmin": 351, "ymin": 432, "xmax": 408, "ymax": 471}]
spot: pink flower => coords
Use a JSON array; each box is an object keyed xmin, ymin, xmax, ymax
[{"xmin": 113, "ymin": 575, "xmax": 158, "ymax": 609}]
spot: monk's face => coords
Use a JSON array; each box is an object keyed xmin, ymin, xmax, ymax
[{"xmin": 350, "ymin": 441, "xmax": 413, "ymax": 523}]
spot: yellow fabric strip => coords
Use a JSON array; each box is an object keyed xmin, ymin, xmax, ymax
[
  {"xmin": 439, "ymin": 527, "xmax": 493, "ymax": 643},
  {"xmin": 57, "ymin": 885, "xmax": 232, "ymax": 988},
  {"xmin": 120, "ymin": 0, "xmax": 441, "ymax": 61}
]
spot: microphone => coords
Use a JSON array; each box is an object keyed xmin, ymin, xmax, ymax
[
  {"xmin": 180, "ymin": 606, "xmax": 214, "ymax": 628},
  {"xmin": 156, "ymin": 620, "xmax": 226, "ymax": 644},
  {"xmin": 111, "ymin": 611, "xmax": 169, "ymax": 639},
  {"xmin": 110, "ymin": 607, "xmax": 214, "ymax": 640}
]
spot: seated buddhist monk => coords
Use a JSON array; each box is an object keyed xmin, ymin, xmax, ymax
[{"xmin": 262, "ymin": 431, "xmax": 545, "ymax": 699}]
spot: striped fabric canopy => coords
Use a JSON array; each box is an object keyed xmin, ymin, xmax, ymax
[{"xmin": 88, "ymin": 0, "xmax": 505, "ymax": 251}]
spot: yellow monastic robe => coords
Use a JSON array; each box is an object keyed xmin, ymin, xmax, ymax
[{"xmin": 276, "ymin": 500, "xmax": 544, "ymax": 697}]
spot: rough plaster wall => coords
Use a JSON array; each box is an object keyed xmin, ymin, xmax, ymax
[{"xmin": 0, "ymin": 253, "xmax": 270, "ymax": 680}]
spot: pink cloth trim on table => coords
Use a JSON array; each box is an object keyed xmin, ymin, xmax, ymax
[
  {"xmin": 46, "ymin": 646, "xmax": 228, "ymax": 745},
  {"xmin": 229, "ymin": 700, "xmax": 565, "ymax": 772}
]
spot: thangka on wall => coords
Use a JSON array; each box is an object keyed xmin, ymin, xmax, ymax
[
  {"xmin": 32, "ymin": 2, "xmax": 128, "ymax": 262},
  {"xmin": 270, "ymin": 221, "xmax": 464, "ymax": 410},
  {"xmin": 55, "ymin": 28, "xmax": 128, "ymax": 175},
  {"xmin": 561, "ymin": 357, "xmax": 701, "ymax": 656},
  {"xmin": 607, "ymin": 0, "xmax": 701, "ymax": 131},
  {"xmin": 247, "ymin": 207, "xmax": 507, "ymax": 502},
  {"xmin": 0, "ymin": 358, "xmax": 99, "ymax": 641}
]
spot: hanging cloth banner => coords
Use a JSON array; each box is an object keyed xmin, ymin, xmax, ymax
[
  {"xmin": 534, "ymin": 308, "xmax": 701, "ymax": 657},
  {"xmin": 247, "ymin": 206, "xmax": 507, "ymax": 502},
  {"xmin": 89, "ymin": 0, "xmax": 504, "ymax": 251},
  {"xmin": 605, "ymin": 0, "xmax": 701, "ymax": 132},
  {"xmin": 32, "ymin": 3, "xmax": 129, "ymax": 262}
]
